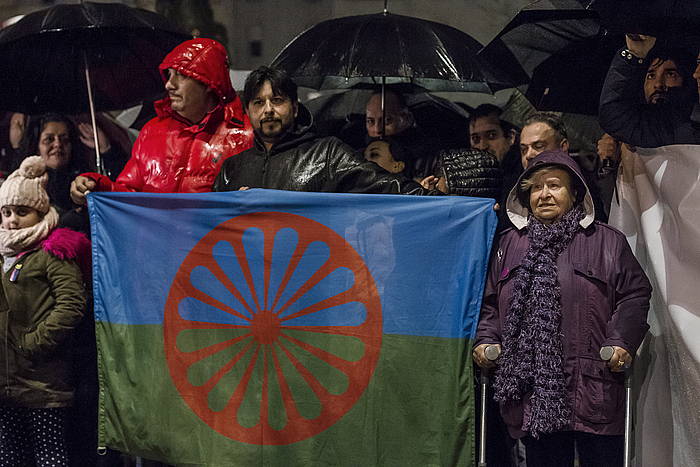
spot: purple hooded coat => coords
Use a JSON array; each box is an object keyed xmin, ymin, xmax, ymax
[{"xmin": 475, "ymin": 150, "xmax": 651, "ymax": 439}]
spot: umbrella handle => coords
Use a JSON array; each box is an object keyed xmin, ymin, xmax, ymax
[{"xmin": 83, "ymin": 51, "xmax": 104, "ymax": 175}]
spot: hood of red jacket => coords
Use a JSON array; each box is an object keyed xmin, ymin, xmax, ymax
[{"xmin": 159, "ymin": 38, "xmax": 236, "ymax": 104}]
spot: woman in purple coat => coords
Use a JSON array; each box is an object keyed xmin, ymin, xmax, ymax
[{"xmin": 473, "ymin": 150, "xmax": 651, "ymax": 466}]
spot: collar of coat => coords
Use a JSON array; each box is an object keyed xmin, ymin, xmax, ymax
[{"xmin": 40, "ymin": 228, "xmax": 92, "ymax": 281}]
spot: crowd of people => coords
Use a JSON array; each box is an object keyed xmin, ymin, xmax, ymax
[{"xmin": 0, "ymin": 29, "xmax": 696, "ymax": 466}]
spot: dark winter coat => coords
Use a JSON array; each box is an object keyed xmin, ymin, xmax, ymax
[
  {"xmin": 0, "ymin": 228, "xmax": 89, "ymax": 408},
  {"xmin": 599, "ymin": 48, "xmax": 700, "ymax": 147},
  {"xmin": 475, "ymin": 150, "xmax": 651, "ymax": 438},
  {"xmin": 213, "ymin": 105, "xmax": 425, "ymax": 194}
]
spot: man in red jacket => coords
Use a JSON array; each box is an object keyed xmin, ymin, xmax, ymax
[{"xmin": 70, "ymin": 38, "xmax": 253, "ymax": 204}]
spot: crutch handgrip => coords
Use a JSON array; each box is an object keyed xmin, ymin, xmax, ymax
[
  {"xmin": 600, "ymin": 346, "xmax": 631, "ymax": 369},
  {"xmin": 600, "ymin": 345, "xmax": 615, "ymax": 361},
  {"xmin": 485, "ymin": 344, "xmax": 501, "ymax": 361}
]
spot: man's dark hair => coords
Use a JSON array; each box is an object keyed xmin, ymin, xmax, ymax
[
  {"xmin": 469, "ymin": 104, "xmax": 517, "ymax": 135},
  {"xmin": 522, "ymin": 112, "xmax": 568, "ymax": 143},
  {"xmin": 647, "ymin": 46, "xmax": 696, "ymax": 83},
  {"xmin": 242, "ymin": 66, "xmax": 298, "ymax": 107}
]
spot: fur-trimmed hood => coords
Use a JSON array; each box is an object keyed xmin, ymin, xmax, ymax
[{"xmin": 40, "ymin": 228, "xmax": 91, "ymax": 280}]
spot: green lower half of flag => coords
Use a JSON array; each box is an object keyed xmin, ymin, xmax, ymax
[{"xmin": 97, "ymin": 324, "xmax": 474, "ymax": 467}]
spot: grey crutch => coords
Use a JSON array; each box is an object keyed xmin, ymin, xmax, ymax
[
  {"xmin": 478, "ymin": 344, "xmax": 501, "ymax": 467},
  {"xmin": 600, "ymin": 345, "xmax": 632, "ymax": 467}
]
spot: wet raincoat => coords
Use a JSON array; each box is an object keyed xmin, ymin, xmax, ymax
[
  {"xmin": 475, "ymin": 150, "xmax": 651, "ymax": 438},
  {"xmin": 82, "ymin": 38, "xmax": 253, "ymax": 193}
]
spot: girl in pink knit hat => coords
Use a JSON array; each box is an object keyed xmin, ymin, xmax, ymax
[{"xmin": 0, "ymin": 156, "xmax": 90, "ymax": 466}]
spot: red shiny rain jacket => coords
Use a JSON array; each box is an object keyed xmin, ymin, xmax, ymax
[{"xmin": 84, "ymin": 38, "xmax": 253, "ymax": 193}]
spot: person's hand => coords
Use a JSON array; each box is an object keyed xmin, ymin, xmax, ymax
[
  {"xmin": 9, "ymin": 113, "xmax": 26, "ymax": 149},
  {"xmin": 420, "ymin": 175, "xmax": 438, "ymax": 190},
  {"xmin": 597, "ymin": 133, "xmax": 621, "ymax": 164},
  {"xmin": 70, "ymin": 175, "xmax": 96, "ymax": 205},
  {"xmin": 473, "ymin": 343, "xmax": 501, "ymax": 369},
  {"xmin": 238, "ymin": 186, "xmax": 250, "ymax": 191},
  {"xmin": 78, "ymin": 122, "xmax": 111, "ymax": 154},
  {"xmin": 493, "ymin": 202, "xmax": 500, "ymax": 211},
  {"xmin": 606, "ymin": 346, "xmax": 632, "ymax": 373},
  {"xmin": 625, "ymin": 34, "xmax": 656, "ymax": 59}
]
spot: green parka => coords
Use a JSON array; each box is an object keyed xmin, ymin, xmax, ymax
[{"xmin": 0, "ymin": 228, "xmax": 88, "ymax": 408}]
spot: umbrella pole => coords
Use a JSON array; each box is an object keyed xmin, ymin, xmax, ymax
[
  {"xmin": 380, "ymin": 76, "xmax": 385, "ymax": 140},
  {"xmin": 83, "ymin": 51, "xmax": 104, "ymax": 175}
]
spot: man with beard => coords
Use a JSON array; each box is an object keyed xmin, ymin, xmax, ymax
[
  {"xmin": 213, "ymin": 66, "xmax": 426, "ymax": 194},
  {"xmin": 599, "ymin": 35, "xmax": 698, "ymax": 147},
  {"xmin": 597, "ymin": 43, "xmax": 693, "ymax": 164}
]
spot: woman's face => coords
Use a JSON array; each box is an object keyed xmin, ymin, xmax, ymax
[
  {"xmin": 39, "ymin": 121, "xmax": 72, "ymax": 170},
  {"xmin": 528, "ymin": 168, "xmax": 575, "ymax": 224}
]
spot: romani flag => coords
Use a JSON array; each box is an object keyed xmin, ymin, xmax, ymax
[{"xmin": 89, "ymin": 189, "xmax": 496, "ymax": 466}]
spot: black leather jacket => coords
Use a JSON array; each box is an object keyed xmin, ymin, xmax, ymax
[
  {"xmin": 599, "ymin": 49, "xmax": 700, "ymax": 147},
  {"xmin": 213, "ymin": 106, "xmax": 425, "ymax": 194}
]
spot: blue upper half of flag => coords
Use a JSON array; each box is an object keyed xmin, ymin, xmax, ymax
[{"xmin": 89, "ymin": 189, "xmax": 496, "ymax": 339}]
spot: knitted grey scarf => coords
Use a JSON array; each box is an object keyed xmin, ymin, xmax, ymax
[{"xmin": 493, "ymin": 205, "xmax": 584, "ymax": 438}]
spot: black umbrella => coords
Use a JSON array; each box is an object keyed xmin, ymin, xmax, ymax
[
  {"xmin": 479, "ymin": 0, "xmax": 621, "ymax": 114},
  {"xmin": 527, "ymin": 32, "xmax": 623, "ymax": 115},
  {"xmin": 589, "ymin": 0, "xmax": 700, "ymax": 43},
  {"xmin": 0, "ymin": 1, "xmax": 189, "ymax": 171},
  {"xmin": 271, "ymin": 12, "xmax": 519, "ymax": 93}
]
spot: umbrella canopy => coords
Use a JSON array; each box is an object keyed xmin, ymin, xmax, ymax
[
  {"xmin": 589, "ymin": 0, "xmax": 700, "ymax": 43},
  {"xmin": 521, "ymin": 31, "xmax": 622, "ymax": 115},
  {"xmin": 271, "ymin": 12, "xmax": 520, "ymax": 93},
  {"xmin": 479, "ymin": 0, "xmax": 620, "ymax": 114},
  {"xmin": 0, "ymin": 1, "xmax": 189, "ymax": 115}
]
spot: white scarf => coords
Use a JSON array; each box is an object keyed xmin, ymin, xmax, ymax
[{"xmin": 0, "ymin": 207, "xmax": 59, "ymax": 256}]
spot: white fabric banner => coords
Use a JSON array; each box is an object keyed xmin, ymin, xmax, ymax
[{"xmin": 609, "ymin": 144, "xmax": 700, "ymax": 466}]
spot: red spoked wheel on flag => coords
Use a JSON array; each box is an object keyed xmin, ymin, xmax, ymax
[{"xmin": 164, "ymin": 212, "xmax": 382, "ymax": 445}]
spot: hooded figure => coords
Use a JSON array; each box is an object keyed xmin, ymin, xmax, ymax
[
  {"xmin": 473, "ymin": 150, "xmax": 651, "ymax": 466},
  {"xmin": 74, "ymin": 38, "xmax": 253, "ymax": 196}
]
